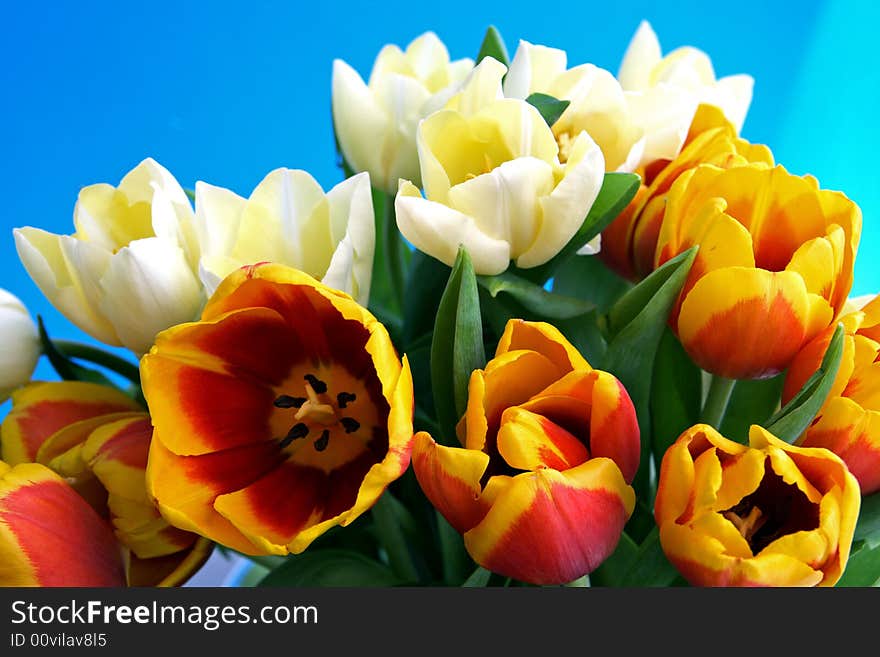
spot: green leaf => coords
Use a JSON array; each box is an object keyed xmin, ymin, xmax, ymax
[
  {"xmin": 258, "ymin": 549, "xmax": 406, "ymax": 587},
  {"xmin": 436, "ymin": 511, "xmax": 474, "ymax": 586},
  {"xmin": 836, "ymin": 540, "xmax": 880, "ymax": 587},
  {"xmin": 525, "ymin": 92, "xmax": 570, "ymax": 129},
  {"xmin": 475, "ymin": 25, "xmax": 509, "ymax": 66},
  {"xmin": 719, "ymin": 375, "xmax": 785, "ymax": 444},
  {"xmin": 601, "ymin": 247, "xmax": 698, "ymax": 502},
  {"xmin": 371, "ymin": 492, "xmax": 425, "ymax": 583},
  {"xmin": 462, "ymin": 566, "xmax": 493, "ymax": 587},
  {"xmin": 651, "ymin": 328, "xmax": 702, "ymax": 463},
  {"xmin": 592, "ymin": 528, "xmax": 680, "ymax": 587},
  {"xmin": 555, "ymin": 311, "xmax": 607, "ymax": 365},
  {"xmin": 590, "ymin": 531, "xmax": 638, "ymax": 586},
  {"xmin": 552, "ymin": 252, "xmax": 633, "ymax": 314},
  {"xmin": 402, "ymin": 251, "xmax": 451, "ymax": 348},
  {"xmin": 477, "ymin": 270, "xmax": 595, "ymax": 320},
  {"xmin": 431, "ymin": 248, "xmax": 486, "ymax": 443},
  {"xmin": 36, "ymin": 317, "xmax": 119, "ymax": 389},
  {"xmin": 855, "ymin": 491, "xmax": 880, "ymax": 546},
  {"xmin": 763, "ymin": 324, "xmax": 845, "ymax": 443},
  {"xmin": 524, "ymin": 173, "xmax": 640, "ymax": 284}
]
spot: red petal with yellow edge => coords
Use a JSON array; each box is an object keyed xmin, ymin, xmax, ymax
[
  {"xmin": 598, "ymin": 184, "xmax": 648, "ymax": 280},
  {"xmin": 412, "ymin": 432, "xmax": 490, "ymax": 534},
  {"xmin": 142, "ymin": 353, "xmax": 276, "ymax": 456},
  {"xmin": 35, "ymin": 411, "xmax": 143, "ymax": 472},
  {"xmin": 465, "ymin": 458, "xmax": 635, "ymax": 585},
  {"xmin": 800, "ymin": 397, "xmax": 880, "ymax": 494},
  {"xmin": 0, "ymin": 462, "xmax": 125, "ymax": 586},
  {"xmin": 146, "ymin": 434, "xmax": 284, "ymax": 555},
  {"xmin": 495, "ymin": 319, "xmax": 589, "ymax": 372},
  {"xmin": 1, "ymin": 381, "xmax": 141, "ymax": 464},
  {"xmin": 678, "ymin": 267, "xmax": 828, "ymax": 379},
  {"xmin": 496, "ymin": 407, "xmax": 589, "ymax": 472},
  {"xmin": 782, "ymin": 325, "xmax": 848, "ymax": 405}
]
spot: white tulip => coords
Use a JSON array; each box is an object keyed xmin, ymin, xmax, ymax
[
  {"xmin": 14, "ymin": 158, "xmax": 203, "ymax": 356},
  {"xmin": 332, "ymin": 32, "xmax": 474, "ymax": 193},
  {"xmin": 195, "ymin": 170, "xmax": 375, "ymax": 306},
  {"xmin": 0, "ymin": 289, "xmax": 40, "ymax": 403}
]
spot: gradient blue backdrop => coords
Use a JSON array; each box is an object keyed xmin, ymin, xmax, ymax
[{"xmin": 2, "ymin": 0, "xmax": 877, "ymax": 385}]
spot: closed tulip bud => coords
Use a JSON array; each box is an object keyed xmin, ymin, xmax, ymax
[
  {"xmin": 14, "ymin": 158, "xmax": 204, "ymax": 356},
  {"xmin": 332, "ymin": 32, "xmax": 474, "ymax": 193},
  {"xmin": 0, "ymin": 289, "xmax": 40, "ymax": 403}
]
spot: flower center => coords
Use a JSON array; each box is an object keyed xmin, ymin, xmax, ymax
[
  {"xmin": 555, "ymin": 130, "xmax": 573, "ymax": 164},
  {"xmin": 273, "ymin": 373, "xmax": 361, "ymax": 453}
]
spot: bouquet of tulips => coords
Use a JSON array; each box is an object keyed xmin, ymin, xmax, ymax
[{"xmin": 1, "ymin": 23, "xmax": 877, "ymax": 589}]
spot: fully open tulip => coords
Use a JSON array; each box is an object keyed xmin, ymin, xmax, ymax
[
  {"xmin": 655, "ymin": 424, "xmax": 860, "ymax": 586},
  {"xmin": 1, "ymin": 381, "xmax": 211, "ymax": 586},
  {"xmin": 783, "ymin": 295, "xmax": 880, "ymax": 493},
  {"xmin": 412, "ymin": 319, "xmax": 639, "ymax": 584},
  {"xmin": 618, "ymin": 20, "xmax": 753, "ymax": 165},
  {"xmin": 656, "ymin": 163, "xmax": 861, "ymax": 380},
  {"xmin": 600, "ymin": 104, "xmax": 773, "ymax": 280},
  {"xmin": 395, "ymin": 60, "xmax": 605, "ymax": 276},
  {"xmin": 0, "ymin": 460, "xmax": 126, "ymax": 586},
  {"xmin": 141, "ymin": 262, "xmax": 414, "ymax": 556},
  {"xmin": 0, "ymin": 289, "xmax": 40, "ymax": 403},
  {"xmin": 14, "ymin": 158, "xmax": 203, "ymax": 355},
  {"xmin": 503, "ymin": 40, "xmax": 644, "ymax": 173},
  {"xmin": 332, "ymin": 32, "xmax": 474, "ymax": 192},
  {"xmin": 194, "ymin": 169, "xmax": 374, "ymax": 305}
]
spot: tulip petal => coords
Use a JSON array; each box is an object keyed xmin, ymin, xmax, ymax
[
  {"xmin": 496, "ymin": 407, "xmax": 589, "ymax": 471},
  {"xmin": 618, "ymin": 20, "xmax": 661, "ymax": 90},
  {"xmin": 495, "ymin": 319, "xmax": 589, "ymax": 371}
]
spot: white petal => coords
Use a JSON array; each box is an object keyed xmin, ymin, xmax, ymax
[
  {"xmin": 193, "ymin": 181, "xmax": 247, "ymax": 262},
  {"xmin": 13, "ymin": 227, "xmax": 119, "ymax": 346},
  {"xmin": 0, "ymin": 290, "xmax": 39, "ymax": 402},
  {"xmin": 710, "ymin": 74, "xmax": 754, "ymax": 133},
  {"xmin": 503, "ymin": 40, "xmax": 567, "ymax": 99},
  {"xmin": 618, "ymin": 20, "xmax": 661, "ymax": 90},
  {"xmin": 576, "ymin": 234, "xmax": 602, "ymax": 255},
  {"xmin": 518, "ymin": 132, "xmax": 604, "ymax": 268},
  {"xmin": 118, "ymin": 157, "xmax": 190, "ymax": 207},
  {"xmin": 99, "ymin": 238, "xmax": 203, "ymax": 355},
  {"xmin": 404, "ymin": 32, "xmax": 450, "ymax": 83},
  {"xmin": 445, "ymin": 56, "xmax": 506, "ymax": 116},
  {"xmin": 395, "ymin": 180, "xmax": 510, "ymax": 275},
  {"xmin": 627, "ymin": 86, "xmax": 697, "ymax": 165},
  {"xmin": 323, "ymin": 172, "xmax": 375, "ymax": 305}
]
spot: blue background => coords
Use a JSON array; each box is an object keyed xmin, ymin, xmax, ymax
[{"xmin": 1, "ymin": 0, "xmax": 877, "ymax": 379}]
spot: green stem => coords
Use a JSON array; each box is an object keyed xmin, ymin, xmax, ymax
[
  {"xmin": 384, "ymin": 193, "xmax": 405, "ymax": 312},
  {"xmin": 52, "ymin": 340, "xmax": 141, "ymax": 384},
  {"xmin": 701, "ymin": 374, "xmax": 736, "ymax": 429}
]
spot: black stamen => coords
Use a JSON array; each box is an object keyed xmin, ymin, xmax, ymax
[
  {"xmin": 304, "ymin": 374, "xmax": 327, "ymax": 394},
  {"xmin": 279, "ymin": 423, "xmax": 309, "ymax": 448},
  {"xmin": 336, "ymin": 392, "xmax": 356, "ymax": 409},
  {"xmin": 274, "ymin": 395, "xmax": 306, "ymax": 409},
  {"xmin": 314, "ymin": 429, "xmax": 330, "ymax": 452},
  {"xmin": 340, "ymin": 417, "xmax": 360, "ymax": 434}
]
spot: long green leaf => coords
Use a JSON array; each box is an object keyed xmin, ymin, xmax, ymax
[
  {"xmin": 854, "ymin": 491, "xmax": 880, "ymax": 546},
  {"xmin": 478, "ymin": 270, "xmax": 594, "ymax": 320},
  {"xmin": 371, "ymin": 492, "xmax": 424, "ymax": 583},
  {"xmin": 258, "ymin": 549, "xmax": 406, "ymax": 587},
  {"xmin": 552, "ymin": 252, "xmax": 633, "ymax": 314},
  {"xmin": 651, "ymin": 328, "xmax": 702, "ymax": 463},
  {"xmin": 719, "ymin": 375, "xmax": 784, "ymax": 444},
  {"xmin": 835, "ymin": 540, "xmax": 880, "ymax": 587},
  {"xmin": 525, "ymin": 92, "xmax": 570, "ymax": 128},
  {"xmin": 764, "ymin": 324, "xmax": 844, "ymax": 442},
  {"xmin": 431, "ymin": 248, "xmax": 486, "ymax": 443},
  {"xmin": 402, "ymin": 251, "xmax": 451, "ymax": 348},
  {"xmin": 462, "ymin": 566, "xmax": 493, "ymax": 587},
  {"xmin": 475, "ymin": 25, "xmax": 509, "ymax": 66}
]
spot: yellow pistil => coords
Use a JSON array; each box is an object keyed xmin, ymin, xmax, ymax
[
  {"xmin": 294, "ymin": 382, "xmax": 338, "ymax": 426},
  {"xmin": 723, "ymin": 506, "xmax": 766, "ymax": 543}
]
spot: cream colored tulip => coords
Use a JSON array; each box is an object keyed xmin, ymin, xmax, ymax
[
  {"xmin": 503, "ymin": 40, "xmax": 645, "ymax": 173},
  {"xmin": 395, "ymin": 74, "xmax": 605, "ymax": 276},
  {"xmin": 332, "ymin": 32, "xmax": 474, "ymax": 193},
  {"xmin": 195, "ymin": 169, "xmax": 375, "ymax": 305},
  {"xmin": 0, "ymin": 289, "xmax": 40, "ymax": 402},
  {"xmin": 14, "ymin": 158, "xmax": 203, "ymax": 356},
  {"xmin": 618, "ymin": 20, "xmax": 753, "ymax": 165}
]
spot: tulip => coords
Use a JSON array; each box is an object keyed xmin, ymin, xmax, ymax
[
  {"xmin": 0, "ymin": 460, "xmax": 126, "ymax": 586},
  {"xmin": 14, "ymin": 158, "xmax": 204, "ymax": 356},
  {"xmin": 412, "ymin": 319, "xmax": 639, "ymax": 584},
  {"xmin": 0, "ymin": 289, "xmax": 40, "ymax": 403},
  {"xmin": 141, "ymin": 262, "xmax": 414, "ymax": 556},
  {"xmin": 783, "ymin": 295, "xmax": 880, "ymax": 494},
  {"xmin": 332, "ymin": 32, "xmax": 474, "ymax": 192},
  {"xmin": 655, "ymin": 424, "xmax": 860, "ymax": 586},
  {"xmin": 600, "ymin": 104, "xmax": 773, "ymax": 280},
  {"xmin": 655, "ymin": 163, "xmax": 861, "ymax": 380},
  {"xmin": 618, "ymin": 20, "xmax": 754, "ymax": 165},
  {"xmin": 503, "ymin": 40, "xmax": 645, "ymax": 173},
  {"xmin": 195, "ymin": 169, "xmax": 374, "ymax": 305},
  {"xmin": 1, "ymin": 380, "xmax": 211, "ymax": 586},
  {"xmin": 395, "ymin": 58, "xmax": 606, "ymax": 276}
]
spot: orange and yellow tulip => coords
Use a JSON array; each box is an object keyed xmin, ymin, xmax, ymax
[
  {"xmin": 141, "ymin": 262, "xmax": 414, "ymax": 556},
  {"xmin": 655, "ymin": 424, "xmax": 860, "ymax": 587},
  {"xmin": 784, "ymin": 295, "xmax": 880, "ymax": 494},
  {"xmin": 412, "ymin": 319, "xmax": 639, "ymax": 585},
  {"xmin": 600, "ymin": 104, "xmax": 773, "ymax": 280},
  {"xmin": 0, "ymin": 460, "xmax": 126, "ymax": 586},
  {"xmin": 655, "ymin": 162, "xmax": 861, "ymax": 380},
  {"xmin": 1, "ymin": 381, "xmax": 211, "ymax": 586}
]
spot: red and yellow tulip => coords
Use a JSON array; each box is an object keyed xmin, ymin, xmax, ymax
[
  {"xmin": 141, "ymin": 262, "xmax": 414, "ymax": 556},
  {"xmin": 655, "ymin": 162, "xmax": 861, "ymax": 380},
  {"xmin": 784, "ymin": 295, "xmax": 880, "ymax": 494},
  {"xmin": 0, "ymin": 460, "xmax": 126, "ymax": 586},
  {"xmin": 655, "ymin": 424, "xmax": 860, "ymax": 587},
  {"xmin": 600, "ymin": 104, "xmax": 773, "ymax": 280},
  {"xmin": 412, "ymin": 319, "xmax": 639, "ymax": 585},
  {"xmin": 0, "ymin": 381, "xmax": 211, "ymax": 586}
]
